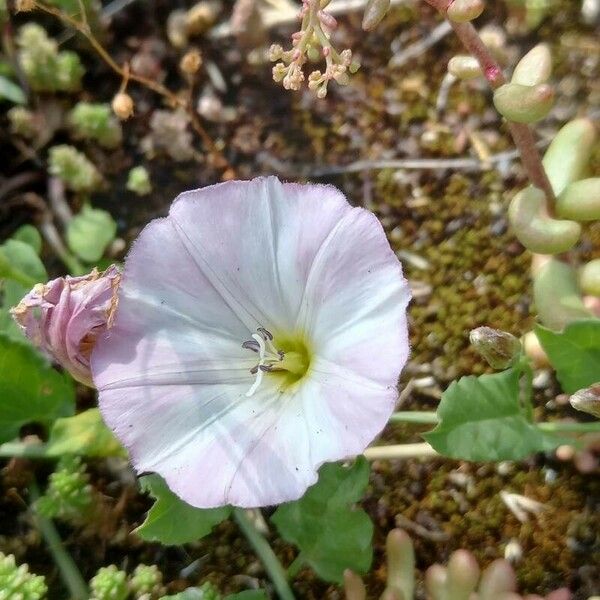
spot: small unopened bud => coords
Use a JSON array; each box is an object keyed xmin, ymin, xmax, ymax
[
  {"xmin": 508, "ymin": 186, "xmax": 580, "ymax": 255},
  {"xmin": 570, "ymin": 384, "xmax": 600, "ymax": 418},
  {"xmin": 469, "ymin": 326, "xmax": 521, "ymax": 370},
  {"xmin": 447, "ymin": 0, "xmax": 485, "ymax": 23},
  {"xmin": 556, "ymin": 178, "xmax": 600, "ymax": 221},
  {"xmin": 111, "ymin": 92, "xmax": 134, "ymax": 120},
  {"xmin": 579, "ymin": 259, "xmax": 600, "ymax": 297},
  {"xmin": 16, "ymin": 0, "xmax": 35, "ymax": 11},
  {"xmin": 180, "ymin": 49, "xmax": 202, "ymax": 75},
  {"xmin": 362, "ymin": 0, "xmax": 391, "ymax": 31},
  {"xmin": 448, "ymin": 55, "xmax": 482, "ymax": 80},
  {"xmin": 493, "ymin": 82, "xmax": 554, "ymax": 123},
  {"xmin": 512, "ymin": 43, "xmax": 552, "ymax": 86},
  {"xmin": 349, "ymin": 60, "xmax": 361, "ymax": 74}
]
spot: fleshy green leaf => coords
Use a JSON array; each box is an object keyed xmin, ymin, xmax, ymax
[
  {"xmin": 46, "ymin": 408, "xmax": 126, "ymax": 457},
  {"xmin": 0, "ymin": 333, "xmax": 75, "ymax": 443},
  {"xmin": 0, "ymin": 75, "xmax": 26, "ymax": 104},
  {"xmin": 66, "ymin": 205, "xmax": 117, "ymax": 263},
  {"xmin": 12, "ymin": 225, "xmax": 42, "ymax": 254},
  {"xmin": 424, "ymin": 368, "xmax": 564, "ymax": 461},
  {"xmin": 271, "ymin": 458, "xmax": 373, "ymax": 583},
  {"xmin": 136, "ymin": 474, "xmax": 231, "ymax": 545},
  {"xmin": 535, "ymin": 320, "xmax": 600, "ymax": 393}
]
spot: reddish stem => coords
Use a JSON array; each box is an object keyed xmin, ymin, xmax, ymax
[{"xmin": 424, "ymin": 0, "xmax": 556, "ymax": 206}]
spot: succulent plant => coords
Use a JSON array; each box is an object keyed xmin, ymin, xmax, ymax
[
  {"xmin": 129, "ymin": 564, "xmax": 164, "ymax": 599},
  {"xmin": 90, "ymin": 565, "xmax": 129, "ymax": 600},
  {"xmin": 36, "ymin": 456, "xmax": 93, "ymax": 524},
  {"xmin": 17, "ymin": 23, "xmax": 84, "ymax": 92},
  {"xmin": 127, "ymin": 166, "xmax": 152, "ymax": 196},
  {"xmin": 344, "ymin": 529, "xmax": 571, "ymax": 600},
  {"xmin": 0, "ymin": 552, "xmax": 47, "ymax": 600},
  {"xmin": 48, "ymin": 145, "xmax": 101, "ymax": 193},
  {"xmin": 68, "ymin": 102, "xmax": 123, "ymax": 149}
]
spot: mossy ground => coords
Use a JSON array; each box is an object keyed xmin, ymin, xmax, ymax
[{"xmin": 1, "ymin": 0, "xmax": 599, "ymax": 598}]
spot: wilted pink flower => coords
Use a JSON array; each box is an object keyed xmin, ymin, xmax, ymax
[
  {"xmin": 12, "ymin": 266, "xmax": 120, "ymax": 387},
  {"xmin": 92, "ymin": 177, "xmax": 410, "ymax": 508}
]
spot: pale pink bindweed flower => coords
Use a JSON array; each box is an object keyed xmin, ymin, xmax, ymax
[
  {"xmin": 92, "ymin": 177, "xmax": 410, "ymax": 508},
  {"xmin": 12, "ymin": 266, "xmax": 120, "ymax": 387}
]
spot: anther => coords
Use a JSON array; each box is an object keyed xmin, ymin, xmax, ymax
[
  {"xmin": 242, "ymin": 340, "xmax": 260, "ymax": 352},
  {"xmin": 257, "ymin": 327, "xmax": 273, "ymax": 340}
]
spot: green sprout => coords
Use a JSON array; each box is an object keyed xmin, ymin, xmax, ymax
[
  {"xmin": 48, "ymin": 145, "xmax": 101, "ymax": 193},
  {"xmin": 90, "ymin": 565, "xmax": 129, "ymax": 600},
  {"xmin": 68, "ymin": 102, "xmax": 123, "ymax": 149}
]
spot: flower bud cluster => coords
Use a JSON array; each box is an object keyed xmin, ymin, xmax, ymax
[
  {"xmin": 269, "ymin": 0, "xmax": 359, "ymax": 98},
  {"xmin": 90, "ymin": 566, "xmax": 128, "ymax": 600}
]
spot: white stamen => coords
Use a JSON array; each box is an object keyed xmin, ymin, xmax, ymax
[{"xmin": 244, "ymin": 328, "xmax": 284, "ymax": 397}]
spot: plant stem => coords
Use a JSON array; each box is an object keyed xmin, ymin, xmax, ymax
[
  {"xmin": 389, "ymin": 411, "xmax": 439, "ymax": 424},
  {"xmin": 364, "ymin": 442, "xmax": 438, "ymax": 460},
  {"xmin": 0, "ymin": 442, "xmax": 51, "ymax": 459},
  {"xmin": 233, "ymin": 508, "xmax": 296, "ymax": 600},
  {"xmin": 29, "ymin": 482, "xmax": 89, "ymax": 599},
  {"xmin": 538, "ymin": 421, "xmax": 600, "ymax": 434},
  {"xmin": 422, "ymin": 0, "xmax": 556, "ymax": 206}
]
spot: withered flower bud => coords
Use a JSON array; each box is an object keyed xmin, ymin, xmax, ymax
[
  {"xmin": 11, "ymin": 266, "xmax": 121, "ymax": 387},
  {"xmin": 570, "ymin": 384, "xmax": 600, "ymax": 419},
  {"xmin": 469, "ymin": 326, "xmax": 521, "ymax": 370}
]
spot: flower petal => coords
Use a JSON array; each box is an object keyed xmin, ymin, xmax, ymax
[
  {"xmin": 168, "ymin": 177, "xmax": 352, "ymax": 331},
  {"xmin": 296, "ymin": 207, "xmax": 410, "ymax": 386}
]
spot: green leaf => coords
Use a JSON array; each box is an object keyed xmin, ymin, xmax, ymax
[
  {"xmin": 0, "ymin": 75, "xmax": 26, "ymax": 104},
  {"xmin": 46, "ymin": 408, "xmax": 126, "ymax": 457},
  {"xmin": 0, "ymin": 239, "xmax": 47, "ymax": 287},
  {"xmin": 271, "ymin": 458, "xmax": 373, "ymax": 583},
  {"xmin": 535, "ymin": 320, "xmax": 600, "ymax": 393},
  {"xmin": 12, "ymin": 225, "xmax": 42, "ymax": 254},
  {"xmin": 424, "ymin": 368, "xmax": 564, "ymax": 461},
  {"xmin": 136, "ymin": 474, "xmax": 231, "ymax": 545},
  {"xmin": 0, "ymin": 280, "xmax": 29, "ymax": 341},
  {"xmin": 66, "ymin": 205, "xmax": 117, "ymax": 263},
  {"xmin": 0, "ymin": 333, "xmax": 75, "ymax": 443}
]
